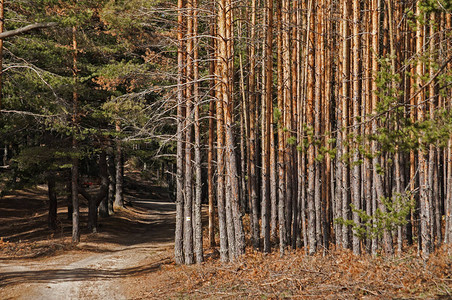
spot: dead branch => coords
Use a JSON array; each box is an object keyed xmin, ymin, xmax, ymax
[{"xmin": 0, "ymin": 22, "xmax": 57, "ymax": 39}]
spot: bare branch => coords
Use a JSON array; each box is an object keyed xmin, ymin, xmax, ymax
[{"xmin": 0, "ymin": 22, "xmax": 57, "ymax": 39}]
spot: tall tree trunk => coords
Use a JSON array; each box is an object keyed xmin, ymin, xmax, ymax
[
  {"xmin": 261, "ymin": 0, "xmax": 273, "ymax": 254},
  {"xmin": 370, "ymin": 0, "xmax": 379, "ymax": 255},
  {"xmin": 322, "ymin": 0, "xmax": 332, "ymax": 250},
  {"xmin": 223, "ymin": 0, "xmax": 245, "ymax": 256},
  {"xmin": 71, "ymin": 25, "xmax": 80, "ymax": 244},
  {"xmin": 220, "ymin": 0, "xmax": 237, "ymax": 262},
  {"xmin": 416, "ymin": 2, "xmax": 431, "ymax": 256},
  {"xmin": 276, "ymin": 0, "xmax": 287, "ymax": 254},
  {"xmin": 341, "ymin": 0, "xmax": 351, "ymax": 250},
  {"xmin": 363, "ymin": 0, "xmax": 372, "ymax": 253},
  {"xmin": 291, "ymin": 0, "xmax": 300, "ymax": 249},
  {"xmin": 314, "ymin": 0, "xmax": 324, "ymax": 252},
  {"xmin": 221, "ymin": 0, "xmax": 245, "ymax": 259},
  {"xmin": 298, "ymin": 3, "xmax": 307, "ymax": 246},
  {"xmin": 306, "ymin": 0, "xmax": 316, "ymax": 255},
  {"xmin": 192, "ymin": 0, "xmax": 203, "ymax": 263},
  {"xmin": 175, "ymin": 0, "xmax": 186, "ymax": 265},
  {"xmin": 184, "ymin": 0, "xmax": 195, "ymax": 265},
  {"xmin": 428, "ymin": 12, "xmax": 441, "ymax": 249},
  {"xmin": 216, "ymin": 33, "xmax": 229, "ymax": 261},
  {"xmin": 282, "ymin": 0, "xmax": 292, "ymax": 247},
  {"xmin": 249, "ymin": 0, "xmax": 260, "ymax": 251},
  {"xmin": 445, "ymin": 13, "xmax": 452, "ymax": 245},
  {"xmin": 334, "ymin": 0, "xmax": 343, "ymax": 248},
  {"xmin": 351, "ymin": 0, "xmax": 361, "ymax": 255},
  {"xmin": 207, "ymin": 8, "xmax": 216, "ymax": 249}
]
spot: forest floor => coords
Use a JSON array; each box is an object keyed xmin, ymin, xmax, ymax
[{"xmin": 0, "ymin": 173, "xmax": 451, "ymax": 299}]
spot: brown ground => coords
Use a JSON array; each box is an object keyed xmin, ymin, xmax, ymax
[
  {"xmin": 0, "ymin": 175, "xmax": 175, "ymax": 299},
  {"xmin": 1, "ymin": 176, "xmax": 452, "ymax": 299}
]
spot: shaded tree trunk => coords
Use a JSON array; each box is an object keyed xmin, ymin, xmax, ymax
[
  {"xmin": 71, "ymin": 25, "xmax": 80, "ymax": 244},
  {"xmin": 107, "ymin": 152, "xmax": 115, "ymax": 215},
  {"xmin": 207, "ymin": 14, "xmax": 216, "ymax": 248},
  {"xmin": 114, "ymin": 126, "xmax": 124, "ymax": 208},
  {"xmin": 0, "ymin": 0, "xmax": 4, "ymax": 109},
  {"xmin": 261, "ymin": 0, "xmax": 273, "ymax": 253},
  {"xmin": 48, "ymin": 175, "xmax": 57, "ymax": 230},
  {"xmin": 66, "ymin": 178, "xmax": 73, "ymax": 220},
  {"xmin": 83, "ymin": 151, "xmax": 108, "ymax": 233}
]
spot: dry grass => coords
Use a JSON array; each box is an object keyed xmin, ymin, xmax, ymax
[
  {"xmin": 128, "ymin": 245, "xmax": 452, "ymax": 299},
  {"xmin": 1, "ymin": 184, "xmax": 451, "ymax": 299}
]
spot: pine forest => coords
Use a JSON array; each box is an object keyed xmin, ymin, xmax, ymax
[{"xmin": 1, "ymin": 0, "xmax": 452, "ymax": 298}]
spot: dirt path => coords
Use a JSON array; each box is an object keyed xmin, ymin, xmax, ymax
[{"xmin": 0, "ymin": 180, "xmax": 175, "ymax": 299}]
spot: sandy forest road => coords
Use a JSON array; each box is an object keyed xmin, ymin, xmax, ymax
[{"xmin": 0, "ymin": 181, "xmax": 176, "ymax": 299}]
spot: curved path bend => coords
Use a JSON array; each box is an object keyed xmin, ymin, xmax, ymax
[{"xmin": 0, "ymin": 185, "xmax": 175, "ymax": 300}]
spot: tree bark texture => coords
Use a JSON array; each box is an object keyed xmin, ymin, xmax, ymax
[{"xmin": 172, "ymin": 0, "xmax": 452, "ymax": 260}]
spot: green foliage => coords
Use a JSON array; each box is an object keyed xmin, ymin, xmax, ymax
[
  {"xmin": 0, "ymin": 144, "xmax": 73, "ymax": 195},
  {"xmin": 419, "ymin": 0, "xmax": 452, "ymax": 13},
  {"xmin": 336, "ymin": 193, "xmax": 414, "ymax": 241},
  {"xmin": 103, "ymin": 96, "xmax": 148, "ymax": 127},
  {"xmin": 1, "ymin": 0, "xmax": 177, "ymax": 191},
  {"xmin": 273, "ymin": 107, "xmax": 282, "ymax": 124},
  {"xmin": 287, "ymin": 136, "xmax": 297, "ymax": 146}
]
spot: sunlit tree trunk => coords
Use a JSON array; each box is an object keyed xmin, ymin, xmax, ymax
[
  {"xmin": 291, "ymin": 0, "xmax": 300, "ymax": 249},
  {"xmin": 262, "ymin": 0, "xmax": 274, "ymax": 253},
  {"xmin": 193, "ymin": 0, "xmax": 203, "ymax": 263},
  {"xmin": 428, "ymin": 11, "xmax": 438, "ymax": 250},
  {"xmin": 216, "ymin": 62, "xmax": 228, "ymax": 261},
  {"xmin": 416, "ymin": 2, "xmax": 431, "ymax": 256},
  {"xmin": 351, "ymin": 0, "xmax": 361, "ymax": 255},
  {"xmin": 370, "ymin": 0, "xmax": 379, "ymax": 255},
  {"xmin": 314, "ymin": 0, "xmax": 324, "ymax": 251},
  {"xmin": 225, "ymin": 0, "xmax": 245, "ymax": 259},
  {"xmin": 184, "ymin": 0, "xmax": 195, "ymax": 265},
  {"xmin": 334, "ymin": 0, "xmax": 343, "ymax": 247},
  {"xmin": 306, "ymin": 0, "xmax": 316, "ymax": 255},
  {"xmin": 174, "ymin": 0, "xmax": 186, "ymax": 265},
  {"xmin": 276, "ymin": 0, "xmax": 287, "ymax": 254},
  {"xmin": 282, "ymin": 0, "xmax": 293, "ymax": 247},
  {"xmin": 341, "ymin": 0, "xmax": 350, "ymax": 250},
  {"xmin": 363, "ymin": 1, "xmax": 372, "ymax": 252},
  {"xmin": 445, "ymin": 13, "xmax": 452, "ymax": 244}
]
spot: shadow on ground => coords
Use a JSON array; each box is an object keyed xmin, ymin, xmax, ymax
[
  {"xmin": 0, "ymin": 257, "xmax": 171, "ymax": 288},
  {"xmin": 0, "ymin": 174, "xmax": 176, "ymax": 256}
]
